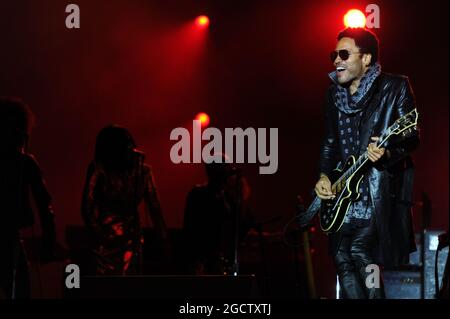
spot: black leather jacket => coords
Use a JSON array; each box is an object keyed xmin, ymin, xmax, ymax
[{"xmin": 320, "ymin": 72, "xmax": 420, "ymax": 268}]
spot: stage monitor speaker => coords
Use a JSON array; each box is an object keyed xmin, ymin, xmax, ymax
[
  {"xmin": 384, "ymin": 271, "xmax": 421, "ymax": 299},
  {"xmin": 383, "ymin": 230, "xmax": 448, "ymax": 299},
  {"xmin": 65, "ymin": 275, "xmax": 260, "ymax": 299}
]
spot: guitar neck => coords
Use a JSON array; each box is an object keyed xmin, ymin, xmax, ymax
[{"xmin": 332, "ymin": 133, "xmax": 391, "ymax": 191}]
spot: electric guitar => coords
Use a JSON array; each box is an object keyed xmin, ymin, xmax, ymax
[{"xmin": 319, "ymin": 108, "xmax": 418, "ymax": 234}]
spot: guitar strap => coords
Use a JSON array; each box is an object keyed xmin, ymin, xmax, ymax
[
  {"xmin": 298, "ymin": 196, "xmax": 321, "ymax": 226},
  {"xmin": 299, "ymin": 159, "xmax": 344, "ymax": 226}
]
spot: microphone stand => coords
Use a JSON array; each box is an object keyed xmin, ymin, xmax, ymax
[
  {"xmin": 255, "ymin": 215, "xmax": 282, "ymax": 297},
  {"xmin": 133, "ymin": 150, "xmax": 145, "ymax": 274},
  {"xmin": 12, "ymin": 146, "xmax": 27, "ymax": 299},
  {"xmin": 232, "ymin": 170, "xmax": 242, "ymax": 277},
  {"xmin": 296, "ymin": 195, "xmax": 316, "ymax": 299}
]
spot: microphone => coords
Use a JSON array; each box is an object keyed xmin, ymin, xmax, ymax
[
  {"xmin": 130, "ymin": 148, "xmax": 145, "ymax": 160},
  {"xmin": 229, "ymin": 167, "xmax": 242, "ymax": 176}
]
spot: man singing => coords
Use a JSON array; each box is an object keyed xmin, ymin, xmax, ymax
[{"xmin": 313, "ymin": 28, "xmax": 419, "ymax": 298}]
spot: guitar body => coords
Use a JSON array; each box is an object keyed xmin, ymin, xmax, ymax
[
  {"xmin": 319, "ymin": 156, "xmax": 365, "ymax": 234},
  {"xmin": 302, "ymin": 108, "xmax": 418, "ymax": 234}
]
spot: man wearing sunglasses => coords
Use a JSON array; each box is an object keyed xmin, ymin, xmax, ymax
[{"xmin": 312, "ymin": 28, "xmax": 419, "ymax": 299}]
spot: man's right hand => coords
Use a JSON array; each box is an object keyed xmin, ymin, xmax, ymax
[{"xmin": 314, "ymin": 174, "xmax": 335, "ymax": 200}]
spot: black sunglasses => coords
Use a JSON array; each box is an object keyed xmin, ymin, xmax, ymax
[{"xmin": 330, "ymin": 49, "xmax": 361, "ymax": 62}]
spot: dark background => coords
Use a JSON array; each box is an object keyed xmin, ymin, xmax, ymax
[{"xmin": 0, "ymin": 0, "xmax": 448, "ymax": 298}]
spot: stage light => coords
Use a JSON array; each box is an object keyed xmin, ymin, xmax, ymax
[
  {"xmin": 195, "ymin": 112, "xmax": 210, "ymax": 127},
  {"xmin": 343, "ymin": 9, "xmax": 366, "ymax": 28},
  {"xmin": 195, "ymin": 15, "xmax": 210, "ymax": 28}
]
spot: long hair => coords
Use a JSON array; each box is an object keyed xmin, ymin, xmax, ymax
[
  {"xmin": 94, "ymin": 125, "xmax": 137, "ymax": 172},
  {"xmin": 0, "ymin": 97, "xmax": 35, "ymax": 151}
]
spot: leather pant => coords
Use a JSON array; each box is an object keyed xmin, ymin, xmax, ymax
[{"xmin": 334, "ymin": 220, "xmax": 385, "ymax": 299}]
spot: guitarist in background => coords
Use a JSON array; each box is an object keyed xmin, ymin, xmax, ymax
[
  {"xmin": 183, "ymin": 154, "xmax": 255, "ymax": 275},
  {"xmin": 313, "ymin": 28, "xmax": 419, "ymax": 298}
]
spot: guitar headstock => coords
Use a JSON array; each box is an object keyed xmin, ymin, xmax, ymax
[{"xmin": 388, "ymin": 108, "xmax": 418, "ymax": 136}]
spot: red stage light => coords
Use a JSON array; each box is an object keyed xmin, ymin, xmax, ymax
[
  {"xmin": 195, "ymin": 112, "xmax": 210, "ymax": 127},
  {"xmin": 195, "ymin": 15, "xmax": 210, "ymax": 28},
  {"xmin": 343, "ymin": 9, "xmax": 366, "ymax": 28}
]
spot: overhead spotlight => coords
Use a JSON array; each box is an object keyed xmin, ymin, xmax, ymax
[
  {"xmin": 343, "ymin": 9, "xmax": 366, "ymax": 28},
  {"xmin": 195, "ymin": 112, "xmax": 210, "ymax": 127},
  {"xmin": 195, "ymin": 15, "xmax": 210, "ymax": 28}
]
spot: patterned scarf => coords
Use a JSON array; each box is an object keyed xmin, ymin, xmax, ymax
[{"xmin": 328, "ymin": 62, "xmax": 381, "ymax": 115}]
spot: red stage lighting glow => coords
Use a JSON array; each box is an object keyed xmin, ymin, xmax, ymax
[
  {"xmin": 343, "ymin": 9, "xmax": 366, "ymax": 28},
  {"xmin": 195, "ymin": 112, "xmax": 210, "ymax": 127},
  {"xmin": 195, "ymin": 15, "xmax": 210, "ymax": 28}
]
